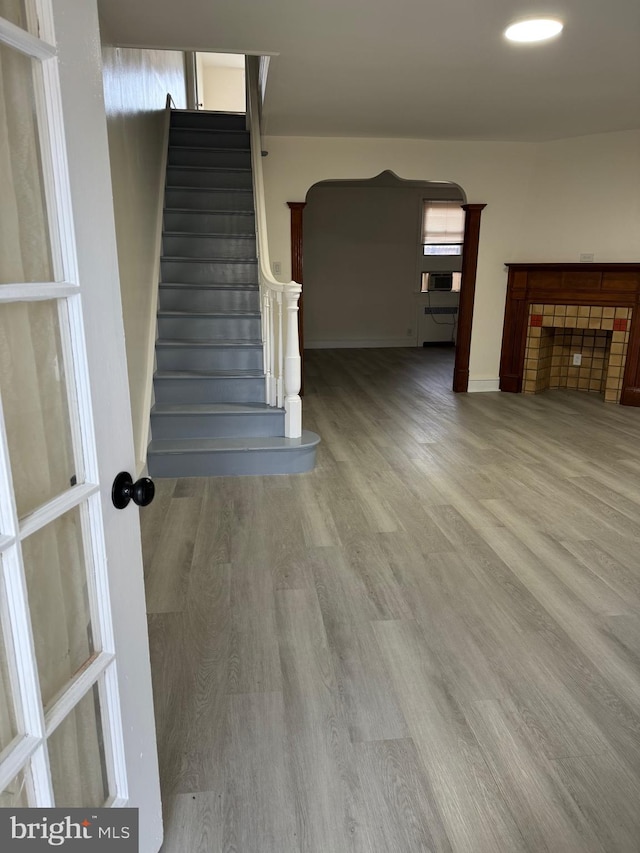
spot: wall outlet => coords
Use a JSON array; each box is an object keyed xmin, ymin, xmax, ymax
[
  {"xmin": 573, "ymin": 353, "xmax": 582, "ymax": 366},
  {"xmin": 580, "ymin": 253, "xmax": 594, "ymax": 262},
  {"xmin": 272, "ymin": 261, "xmax": 282, "ymax": 275}
]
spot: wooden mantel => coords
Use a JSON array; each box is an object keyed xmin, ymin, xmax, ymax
[{"xmin": 499, "ymin": 263, "xmax": 640, "ymax": 406}]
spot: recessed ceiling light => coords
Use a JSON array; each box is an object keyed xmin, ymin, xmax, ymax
[{"xmin": 505, "ymin": 18, "xmax": 563, "ymax": 43}]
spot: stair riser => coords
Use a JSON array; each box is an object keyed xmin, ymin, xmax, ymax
[
  {"xmin": 158, "ymin": 316, "xmax": 261, "ymax": 341},
  {"xmin": 148, "ymin": 446, "xmax": 318, "ymax": 478},
  {"xmin": 161, "ymin": 259, "xmax": 258, "ymax": 285},
  {"xmin": 166, "ymin": 167, "xmax": 252, "ymax": 190},
  {"xmin": 164, "ymin": 210, "xmax": 255, "ymax": 234},
  {"xmin": 169, "ymin": 128, "xmax": 250, "ymax": 149},
  {"xmin": 168, "ymin": 148, "xmax": 251, "ymax": 169},
  {"xmin": 154, "ymin": 376, "xmax": 265, "ymax": 405},
  {"xmin": 159, "ymin": 287, "xmax": 259, "ymax": 312},
  {"xmin": 157, "ymin": 345, "xmax": 263, "ymax": 371},
  {"xmin": 163, "ymin": 234, "xmax": 256, "ymax": 259},
  {"xmin": 164, "ymin": 188, "xmax": 253, "ymax": 212},
  {"xmin": 151, "ymin": 411, "xmax": 284, "ymax": 440},
  {"xmin": 171, "ymin": 112, "xmax": 247, "ymax": 132}
]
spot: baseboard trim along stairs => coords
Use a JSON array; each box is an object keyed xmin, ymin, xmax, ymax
[{"xmin": 148, "ymin": 109, "xmax": 319, "ymax": 477}]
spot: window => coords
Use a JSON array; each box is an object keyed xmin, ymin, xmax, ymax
[{"xmin": 422, "ymin": 201, "xmax": 465, "ymax": 256}]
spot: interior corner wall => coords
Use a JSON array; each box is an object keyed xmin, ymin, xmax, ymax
[
  {"xmin": 262, "ymin": 135, "xmax": 537, "ymax": 380},
  {"xmin": 100, "ymin": 44, "xmax": 186, "ymax": 468}
]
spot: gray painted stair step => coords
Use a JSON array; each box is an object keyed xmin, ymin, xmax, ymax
[
  {"xmin": 163, "ymin": 210, "xmax": 255, "ymax": 234},
  {"xmin": 157, "ymin": 311, "xmax": 261, "ymax": 341},
  {"xmin": 147, "ymin": 430, "xmax": 321, "ymax": 478},
  {"xmin": 153, "ymin": 369, "xmax": 265, "ymax": 404},
  {"xmin": 169, "ymin": 128, "xmax": 250, "ymax": 150},
  {"xmin": 156, "ymin": 339, "xmax": 263, "ymax": 371},
  {"xmin": 162, "ymin": 233, "xmax": 256, "ymax": 259},
  {"xmin": 166, "ymin": 166, "xmax": 252, "ymax": 190},
  {"xmin": 170, "ymin": 111, "xmax": 246, "ymax": 131},
  {"xmin": 164, "ymin": 187, "xmax": 253, "ymax": 211},
  {"xmin": 168, "ymin": 147, "xmax": 251, "ymax": 169},
  {"xmin": 151, "ymin": 402, "xmax": 284, "ymax": 439},
  {"xmin": 158, "ymin": 284, "xmax": 259, "ymax": 312},
  {"xmin": 161, "ymin": 258, "xmax": 258, "ymax": 285}
]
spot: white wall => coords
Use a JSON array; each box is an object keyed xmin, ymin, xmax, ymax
[
  {"xmin": 515, "ymin": 129, "xmax": 640, "ymax": 263},
  {"xmin": 100, "ymin": 43, "xmax": 186, "ymax": 470},
  {"xmin": 201, "ymin": 65, "xmax": 245, "ymax": 112},
  {"xmin": 262, "ymin": 130, "xmax": 640, "ymax": 383},
  {"xmin": 262, "ymin": 135, "xmax": 537, "ymax": 381}
]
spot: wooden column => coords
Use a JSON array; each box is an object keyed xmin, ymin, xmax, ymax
[
  {"xmin": 453, "ymin": 203, "xmax": 486, "ymax": 392},
  {"xmin": 288, "ymin": 201, "xmax": 306, "ymax": 394}
]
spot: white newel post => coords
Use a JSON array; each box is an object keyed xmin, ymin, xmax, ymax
[{"xmin": 283, "ymin": 286, "xmax": 302, "ymax": 437}]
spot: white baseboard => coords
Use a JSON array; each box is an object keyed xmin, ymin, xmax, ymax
[
  {"xmin": 306, "ymin": 338, "xmax": 414, "ymax": 349},
  {"xmin": 468, "ymin": 379, "xmax": 500, "ymax": 392}
]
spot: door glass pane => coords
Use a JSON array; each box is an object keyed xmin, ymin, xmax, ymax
[
  {"xmin": 22, "ymin": 506, "xmax": 94, "ymax": 706},
  {"xmin": 0, "ymin": 566, "xmax": 19, "ymax": 751},
  {"xmin": 0, "ymin": 1, "xmax": 28, "ymax": 31},
  {"xmin": 48, "ymin": 683, "xmax": 108, "ymax": 807},
  {"xmin": 0, "ymin": 300, "xmax": 77, "ymax": 519},
  {"xmin": 0, "ymin": 768, "xmax": 28, "ymax": 807},
  {"xmin": 0, "ymin": 40, "xmax": 54, "ymax": 283}
]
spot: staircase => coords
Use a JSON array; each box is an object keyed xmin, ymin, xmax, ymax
[{"xmin": 147, "ymin": 110, "xmax": 319, "ymax": 477}]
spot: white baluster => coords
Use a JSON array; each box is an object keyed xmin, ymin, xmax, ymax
[
  {"xmin": 276, "ymin": 291, "xmax": 284, "ymax": 408},
  {"xmin": 263, "ymin": 291, "xmax": 273, "ymax": 405},
  {"xmin": 283, "ymin": 287, "xmax": 302, "ymax": 438}
]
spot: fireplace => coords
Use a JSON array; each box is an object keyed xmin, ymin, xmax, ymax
[
  {"xmin": 500, "ymin": 264, "xmax": 640, "ymax": 406},
  {"xmin": 523, "ymin": 304, "xmax": 631, "ymax": 402}
]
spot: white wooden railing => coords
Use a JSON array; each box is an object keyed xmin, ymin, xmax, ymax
[{"xmin": 245, "ymin": 56, "xmax": 302, "ymax": 438}]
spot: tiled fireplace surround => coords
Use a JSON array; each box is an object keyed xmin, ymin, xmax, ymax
[
  {"xmin": 500, "ymin": 264, "xmax": 640, "ymax": 407},
  {"xmin": 523, "ymin": 304, "xmax": 632, "ymax": 403}
]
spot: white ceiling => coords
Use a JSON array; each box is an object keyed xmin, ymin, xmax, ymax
[{"xmin": 99, "ymin": 0, "xmax": 640, "ymax": 141}]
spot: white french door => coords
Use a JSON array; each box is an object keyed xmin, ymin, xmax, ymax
[{"xmin": 0, "ymin": 0, "xmax": 162, "ymax": 848}]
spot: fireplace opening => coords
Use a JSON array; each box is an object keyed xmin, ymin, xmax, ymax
[{"xmin": 523, "ymin": 304, "xmax": 631, "ymax": 403}]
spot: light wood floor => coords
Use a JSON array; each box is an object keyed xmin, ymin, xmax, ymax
[{"xmin": 142, "ymin": 346, "xmax": 640, "ymax": 852}]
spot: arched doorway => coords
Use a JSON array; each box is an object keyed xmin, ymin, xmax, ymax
[{"xmin": 288, "ymin": 172, "xmax": 485, "ymax": 392}]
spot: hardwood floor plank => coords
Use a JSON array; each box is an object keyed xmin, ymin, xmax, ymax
[
  {"xmin": 161, "ymin": 790, "xmax": 223, "ymax": 853},
  {"xmin": 464, "ymin": 698, "xmax": 606, "ymax": 853},
  {"xmin": 223, "ymin": 691, "xmax": 298, "ymax": 852},
  {"xmin": 373, "ymin": 619, "xmax": 529, "ymax": 853},
  {"xmin": 276, "ymin": 588, "xmax": 370, "ymax": 852},
  {"xmin": 145, "ymin": 495, "xmax": 202, "ymax": 614},
  {"xmin": 354, "ymin": 738, "xmax": 453, "ymax": 853}
]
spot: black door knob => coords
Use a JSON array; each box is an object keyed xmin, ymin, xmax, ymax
[{"xmin": 112, "ymin": 471, "xmax": 155, "ymax": 509}]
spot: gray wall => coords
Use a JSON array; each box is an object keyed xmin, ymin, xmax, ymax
[
  {"xmin": 100, "ymin": 37, "xmax": 187, "ymax": 468},
  {"xmin": 303, "ymin": 175, "xmax": 464, "ymax": 347}
]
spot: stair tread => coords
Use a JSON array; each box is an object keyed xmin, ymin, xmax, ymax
[
  {"xmin": 165, "ymin": 186, "xmax": 252, "ymax": 192},
  {"xmin": 163, "ymin": 231, "xmax": 255, "ymax": 238},
  {"xmin": 159, "ymin": 282, "xmax": 258, "ymax": 290},
  {"xmin": 152, "ymin": 403, "xmax": 281, "ymax": 415},
  {"xmin": 171, "ymin": 126, "xmax": 248, "ymax": 135},
  {"xmin": 158, "ymin": 310, "xmax": 260, "ymax": 317},
  {"xmin": 148, "ymin": 431, "xmax": 321, "ymax": 454},
  {"xmin": 156, "ymin": 338, "xmax": 262, "ymax": 347},
  {"xmin": 164, "ymin": 207, "xmax": 254, "ymax": 215},
  {"xmin": 161, "ymin": 256, "xmax": 257, "ymax": 262},
  {"xmin": 167, "ymin": 165, "xmax": 251, "ymax": 174},
  {"xmin": 155, "ymin": 368, "xmax": 264, "ymax": 378}
]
